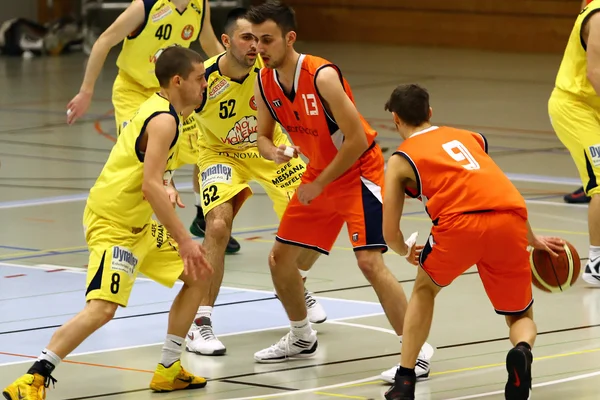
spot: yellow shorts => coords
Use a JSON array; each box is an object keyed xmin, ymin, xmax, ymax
[
  {"xmin": 549, "ymin": 89, "xmax": 600, "ymax": 196},
  {"xmin": 112, "ymin": 71, "xmax": 199, "ymax": 168},
  {"xmin": 198, "ymin": 146, "xmax": 306, "ymax": 219},
  {"xmin": 83, "ymin": 206, "xmax": 183, "ymax": 307}
]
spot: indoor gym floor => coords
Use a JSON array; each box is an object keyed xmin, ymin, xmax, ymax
[{"xmin": 1, "ymin": 41, "xmax": 599, "ymax": 400}]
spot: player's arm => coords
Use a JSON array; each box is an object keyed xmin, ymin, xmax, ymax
[
  {"xmin": 255, "ymin": 78, "xmax": 278, "ymax": 160},
  {"xmin": 586, "ymin": 13, "xmax": 600, "ymax": 94},
  {"xmin": 382, "ymin": 154, "xmax": 416, "ymax": 256},
  {"xmin": 141, "ymin": 114, "xmax": 191, "ymax": 245},
  {"xmin": 313, "ymin": 67, "xmax": 369, "ymax": 187},
  {"xmin": 198, "ymin": 1, "xmax": 225, "ymax": 57},
  {"xmin": 67, "ymin": 0, "xmax": 146, "ymax": 123}
]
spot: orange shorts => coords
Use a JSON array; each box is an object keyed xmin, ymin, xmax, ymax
[
  {"xmin": 276, "ymin": 144, "xmax": 387, "ymax": 255},
  {"xmin": 419, "ymin": 210, "xmax": 533, "ymax": 315}
]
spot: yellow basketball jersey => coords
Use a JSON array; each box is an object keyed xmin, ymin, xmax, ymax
[
  {"xmin": 116, "ymin": 0, "xmax": 205, "ymax": 89},
  {"xmin": 554, "ymin": 1, "xmax": 600, "ymax": 102},
  {"xmin": 195, "ymin": 53, "xmax": 288, "ymax": 153},
  {"xmin": 87, "ymin": 93, "xmax": 181, "ymax": 228}
]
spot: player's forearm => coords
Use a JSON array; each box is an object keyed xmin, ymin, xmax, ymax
[
  {"xmin": 384, "ymin": 229, "xmax": 408, "ymax": 256},
  {"xmin": 142, "ymin": 181, "xmax": 191, "ymax": 245},
  {"xmin": 257, "ymin": 136, "xmax": 276, "ymax": 161},
  {"xmin": 80, "ymin": 38, "xmax": 112, "ymax": 93},
  {"xmin": 315, "ymin": 134, "xmax": 369, "ymax": 187}
]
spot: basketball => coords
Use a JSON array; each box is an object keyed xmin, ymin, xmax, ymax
[{"xmin": 530, "ymin": 241, "xmax": 581, "ymax": 293}]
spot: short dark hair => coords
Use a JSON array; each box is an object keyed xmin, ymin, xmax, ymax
[
  {"xmin": 155, "ymin": 46, "xmax": 204, "ymax": 88},
  {"xmin": 246, "ymin": 0, "xmax": 297, "ymax": 35},
  {"xmin": 224, "ymin": 7, "xmax": 248, "ymax": 35},
  {"xmin": 384, "ymin": 84, "xmax": 430, "ymax": 126}
]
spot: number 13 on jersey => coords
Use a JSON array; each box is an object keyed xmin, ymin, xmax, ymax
[{"xmin": 442, "ymin": 140, "xmax": 480, "ymax": 170}]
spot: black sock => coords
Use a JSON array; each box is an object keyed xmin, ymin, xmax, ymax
[
  {"xmin": 195, "ymin": 205, "xmax": 204, "ymax": 219},
  {"xmin": 516, "ymin": 341, "xmax": 531, "ymax": 351},
  {"xmin": 27, "ymin": 360, "xmax": 55, "ymax": 377},
  {"xmin": 396, "ymin": 366, "xmax": 416, "ymax": 378}
]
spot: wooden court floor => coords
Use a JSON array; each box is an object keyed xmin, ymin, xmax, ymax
[{"xmin": 1, "ymin": 42, "xmax": 599, "ymax": 399}]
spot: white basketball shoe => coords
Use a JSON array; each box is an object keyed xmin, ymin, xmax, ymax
[
  {"xmin": 582, "ymin": 257, "xmax": 600, "ymax": 286},
  {"xmin": 254, "ymin": 330, "xmax": 318, "ymax": 363},
  {"xmin": 379, "ymin": 341, "xmax": 435, "ymax": 383},
  {"xmin": 186, "ymin": 316, "xmax": 226, "ymax": 356}
]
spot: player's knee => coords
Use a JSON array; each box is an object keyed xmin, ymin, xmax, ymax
[
  {"xmin": 84, "ymin": 299, "xmax": 118, "ymax": 327},
  {"xmin": 206, "ymin": 216, "xmax": 232, "ymax": 243},
  {"xmin": 355, "ymin": 251, "xmax": 383, "ymax": 281}
]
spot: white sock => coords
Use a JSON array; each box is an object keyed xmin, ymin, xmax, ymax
[
  {"xmin": 290, "ymin": 317, "xmax": 312, "ymax": 339},
  {"xmin": 161, "ymin": 334, "xmax": 184, "ymax": 367},
  {"xmin": 194, "ymin": 192, "xmax": 201, "ymax": 206},
  {"xmin": 589, "ymin": 245, "xmax": 600, "ymax": 262},
  {"xmin": 299, "ymin": 269, "xmax": 309, "ymax": 279},
  {"xmin": 38, "ymin": 348, "xmax": 61, "ymax": 368},
  {"xmin": 196, "ymin": 306, "xmax": 213, "ymax": 320}
]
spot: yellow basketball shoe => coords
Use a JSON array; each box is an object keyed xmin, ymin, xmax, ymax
[
  {"xmin": 149, "ymin": 360, "xmax": 207, "ymax": 392},
  {"xmin": 2, "ymin": 373, "xmax": 56, "ymax": 400}
]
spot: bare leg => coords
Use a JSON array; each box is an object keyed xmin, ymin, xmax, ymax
[
  {"xmin": 355, "ymin": 250, "xmax": 410, "ymax": 335},
  {"xmin": 398, "ymin": 267, "xmax": 441, "ymax": 369}
]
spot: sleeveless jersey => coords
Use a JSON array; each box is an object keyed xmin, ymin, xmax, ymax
[
  {"xmin": 195, "ymin": 53, "xmax": 288, "ymax": 152},
  {"xmin": 395, "ymin": 126, "xmax": 527, "ymax": 224},
  {"xmin": 257, "ymin": 54, "xmax": 377, "ymax": 173},
  {"xmin": 554, "ymin": 0, "xmax": 600, "ymax": 103},
  {"xmin": 87, "ymin": 93, "xmax": 181, "ymax": 228},
  {"xmin": 116, "ymin": 0, "xmax": 205, "ymax": 89}
]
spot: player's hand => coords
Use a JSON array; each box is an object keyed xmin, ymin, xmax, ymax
[
  {"xmin": 403, "ymin": 232, "xmax": 420, "ymax": 265},
  {"xmin": 297, "ymin": 181, "xmax": 323, "ymax": 205},
  {"xmin": 273, "ymin": 144, "xmax": 301, "ymax": 165},
  {"xmin": 66, "ymin": 90, "xmax": 93, "ymax": 125},
  {"xmin": 164, "ymin": 186, "xmax": 184, "ymax": 208},
  {"xmin": 179, "ymin": 239, "xmax": 213, "ymax": 281},
  {"xmin": 530, "ymin": 235, "xmax": 564, "ymax": 258}
]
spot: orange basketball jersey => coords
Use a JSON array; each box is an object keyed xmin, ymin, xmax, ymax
[
  {"xmin": 257, "ymin": 54, "xmax": 377, "ymax": 173},
  {"xmin": 395, "ymin": 126, "xmax": 527, "ymax": 224}
]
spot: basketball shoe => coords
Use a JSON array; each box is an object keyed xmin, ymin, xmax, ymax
[
  {"xmin": 505, "ymin": 343, "xmax": 533, "ymax": 400},
  {"xmin": 254, "ymin": 330, "xmax": 318, "ymax": 363},
  {"xmin": 379, "ymin": 341, "xmax": 435, "ymax": 383},
  {"xmin": 582, "ymin": 256, "xmax": 600, "ymax": 285},
  {"xmin": 186, "ymin": 316, "xmax": 227, "ymax": 356},
  {"xmin": 149, "ymin": 360, "xmax": 207, "ymax": 392},
  {"xmin": 2, "ymin": 373, "xmax": 55, "ymax": 400}
]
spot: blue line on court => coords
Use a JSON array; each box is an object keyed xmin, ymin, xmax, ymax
[{"xmin": 0, "ymin": 265, "xmax": 384, "ymax": 364}]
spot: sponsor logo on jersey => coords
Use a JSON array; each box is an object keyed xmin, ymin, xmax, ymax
[
  {"xmin": 249, "ymin": 95, "xmax": 257, "ymax": 111},
  {"xmin": 222, "ymin": 116, "xmax": 257, "ymax": 147},
  {"xmin": 589, "ymin": 144, "xmax": 600, "ymax": 167},
  {"xmin": 209, "ymin": 78, "xmax": 230, "ymax": 99},
  {"xmin": 201, "ymin": 164, "xmax": 233, "ymax": 187},
  {"xmin": 273, "ymin": 99, "xmax": 282, "ymax": 107},
  {"xmin": 181, "ymin": 24, "xmax": 195, "ymax": 40},
  {"xmin": 151, "ymin": 5, "xmax": 172, "ymax": 22},
  {"xmin": 286, "ymin": 125, "xmax": 318, "ymax": 136},
  {"xmin": 111, "ymin": 246, "xmax": 138, "ymax": 277},
  {"xmin": 271, "ymin": 161, "xmax": 305, "ymax": 188}
]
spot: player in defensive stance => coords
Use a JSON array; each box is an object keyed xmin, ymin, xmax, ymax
[
  {"xmin": 3, "ymin": 47, "xmax": 213, "ymax": 400},
  {"xmin": 246, "ymin": 1, "xmax": 433, "ymax": 376},
  {"xmin": 186, "ymin": 8, "xmax": 326, "ymax": 356},
  {"xmin": 381, "ymin": 84, "xmax": 564, "ymax": 400},
  {"xmin": 65, "ymin": 0, "xmax": 240, "ymax": 253}
]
